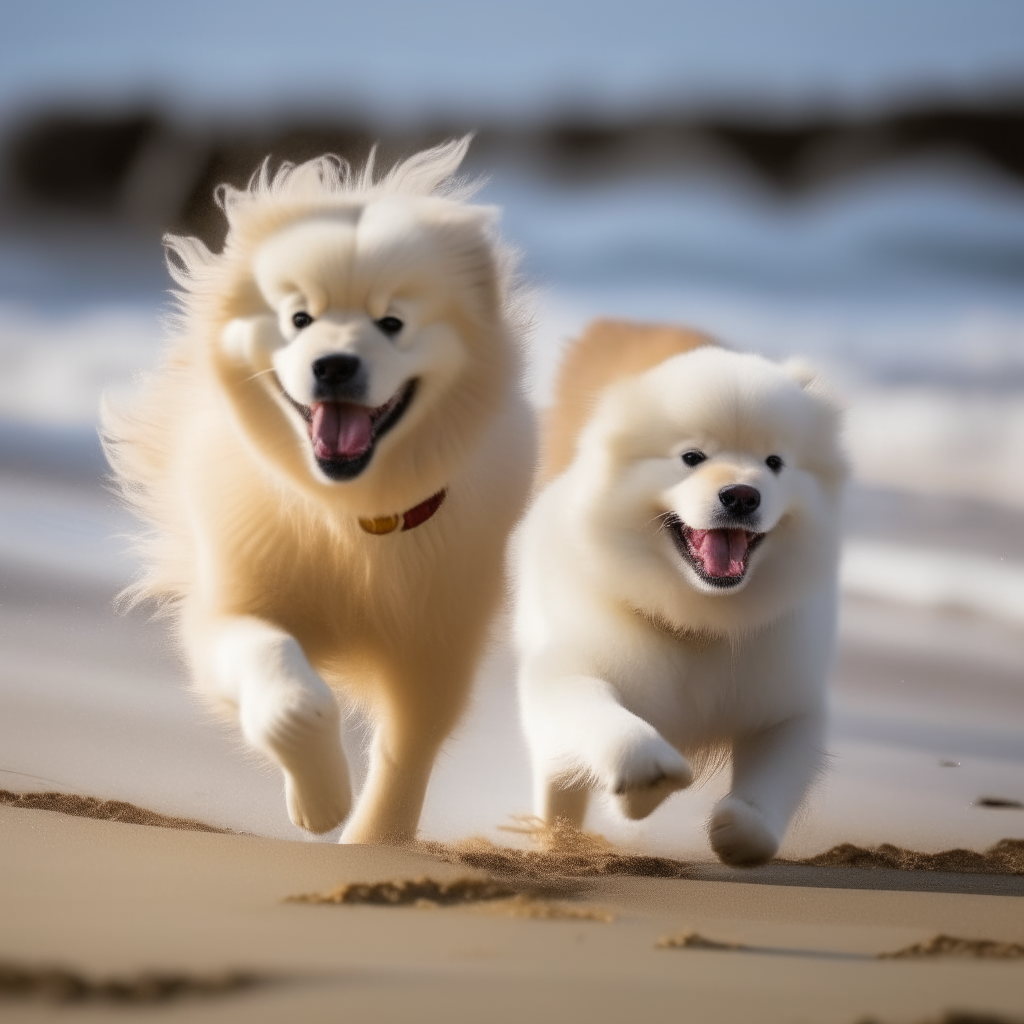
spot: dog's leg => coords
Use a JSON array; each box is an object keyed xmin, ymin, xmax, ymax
[
  {"xmin": 524, "ymin": 674, "xmax": 693, "ymax": 823},
  {"xmin": 709, "ymin": 714, "xmax": 825, "ymax": 866},
  {"xmin": 339, "ymin": 720, "xmax": 443, "ymax": 845},
  {"xmin": 535, "ymin": 776, "xmax": 590, "ymax": 829},
  {"xmin": 339, "ymin": 660, "xmax": 469, "ymax": 845},
  {"xmin": 210, "ymin": 616, "xmax": 351, "ymax": 834}
]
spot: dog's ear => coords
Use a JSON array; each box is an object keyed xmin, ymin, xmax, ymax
[
  {"xmin": 783, "ymin": 357, "xmax": 845, "ymax": 412},
  {"xmin": 428, "ymin": 205, "xmax": 506, "ymax": 318},
  {"xmin": 782, "ymin": 357, "xmax": 818, "ymax": 389}
]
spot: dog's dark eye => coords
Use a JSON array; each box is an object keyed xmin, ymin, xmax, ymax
[
  {"xmin": 376, "ymin": 316, "xmax": 404, "ymax": 337},
  {"xmin": 292, "ymin": 311, "xmax": 313, "ymax": 330},
  {"xmin": 766, "ymin": 455, "xmax": 784, "ymax": 473},
  {"xmin": 681, "ymin": 450, "xmax": 706, "ymax": 467}
]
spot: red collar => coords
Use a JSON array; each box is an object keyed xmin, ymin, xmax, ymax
[{"xmin": 358, "ymin": 489, "xmax": 447, "ymax": 535}]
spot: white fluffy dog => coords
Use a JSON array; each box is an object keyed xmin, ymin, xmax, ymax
[
  {"xmin": 514, "ymin": 320, "xmax": 846, "ymax": 865},
  {"xmin": 103, "ymin": 139, "xmax": 534, "ymax": 843}
]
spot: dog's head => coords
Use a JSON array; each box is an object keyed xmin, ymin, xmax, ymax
[
  {"xmin": 252, "ymin": 195, "xmax": 507, "ymax": 491},
  {"xmin": 169, "ymin": 139, "xmax": 520, "ymax": 513},
  {"xmin": 575, "ymin": 346, "xmax": 846, "ymax": 633}
]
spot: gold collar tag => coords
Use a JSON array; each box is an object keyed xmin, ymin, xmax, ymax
[{"xmin": 358, "ymin": 488, "xmax": 447, "ymax": 536}]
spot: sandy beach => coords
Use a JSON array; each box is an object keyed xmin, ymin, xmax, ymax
[{"xmin": 2, "ymin": 801, "xmax": 1023, "ymax": 1023}]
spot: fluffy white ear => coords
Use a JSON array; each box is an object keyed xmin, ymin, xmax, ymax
[
  {"xmin": 783, "ymin": 356, "xmax": 845, "ymax": 411},
  {"xmin": 782, "ymin": 357, "xmax": 818, "ymax": 388}
]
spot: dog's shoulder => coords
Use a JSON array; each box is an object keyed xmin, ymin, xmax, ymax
[{"xmin": 540, "ymin": 319, "xmax": 713, "ymax": 483}]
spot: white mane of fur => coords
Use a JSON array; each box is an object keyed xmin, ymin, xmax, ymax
[{"xmin": 162, "ymin": 135, "xmax": 481, "ymax": 297}]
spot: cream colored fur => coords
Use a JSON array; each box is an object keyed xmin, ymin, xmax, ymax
[
  {"xmin": 103, "ymin": 138, "xmax": 535, "ymax": 843},
  {"xmin": 539, "ymin": 318, "xmax": 712, "ymax": 484},
  {"xmin": 513, "ymin": 327, "xmax": 846, "ymax": 865}
]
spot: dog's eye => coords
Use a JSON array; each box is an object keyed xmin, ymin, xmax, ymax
[
  {"xmin": 292, "ymin": 312, "xmax": 313, "ymax": 330},
  {"xmin": 766, "ymin": 455, "xmax": 784, "ymax": 473},
  {"xmin": 681, "ymin": 450, "xmax": 706, "ymax": 467},
  {"xmin": 375, "ymin": 316, "xmax": 404, "ymax": 337}
]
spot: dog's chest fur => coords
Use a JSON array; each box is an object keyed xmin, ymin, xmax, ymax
[
  {"xmin": 586, "ymin": 610, "xmax": 817, "ymax": 747},
  {"xmin": 203, "ymin": 481, "xmax": 495, "ymax": 653}
]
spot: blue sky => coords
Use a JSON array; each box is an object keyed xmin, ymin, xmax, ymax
[{"xmin": 2, "ymin": 0, "xmax": 1023, "ymax": 126}]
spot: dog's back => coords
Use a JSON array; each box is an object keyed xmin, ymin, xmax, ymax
[{"xmin": 540, "ymin": 319, "xmax": 712, "ymax": 483}]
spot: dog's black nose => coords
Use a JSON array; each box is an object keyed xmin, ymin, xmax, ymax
[
  {"xmin": 719, "ymin": 484, "xmax": 761, "ymax": 516},
  {"xmin": 311, "ymin": 354, "xmax": 361, "ymax": 388}
]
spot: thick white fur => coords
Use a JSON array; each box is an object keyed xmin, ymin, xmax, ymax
[
  {"xmin": 103, "ymin": 139, "xmax": 535, "ymax": 843},
  {"xmin": 513, "ymin": 344, "xmax": 846, "ymax": 865}
]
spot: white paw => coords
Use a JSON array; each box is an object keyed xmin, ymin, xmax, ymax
[
  {"xmin": 285, "ymin": 771, "xmax": 351, "ymax": 834},
  {"xmin": 603, "ymin": 728, "xmax": 692, "ymax": 821},
  {"xmin": 240, "ymin": 674, "xmax": 341, "ymax": 761},
  {"xmin": 616, "ymin": 774, "xmax": 688, "ymax": 821},
  {"xmin": 240, "ymin": 684, "xmax": 351, "ymax": 834},
  {"xmin": 709, "ymin": 796, "xmax": 780, "ymax": 866}
]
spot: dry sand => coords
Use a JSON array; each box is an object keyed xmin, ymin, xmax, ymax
[{"xmin": 2, "ymin": 802, "xmax": 1024, "ymax": 1024}]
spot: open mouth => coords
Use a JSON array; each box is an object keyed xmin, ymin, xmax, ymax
[
  {"xmin": 666, "ymin": 515, "xmax": 765, "ymax": 589},
  {"xmin": 286, "ymin": 379, "xmax": 417, "ymax": 481}
]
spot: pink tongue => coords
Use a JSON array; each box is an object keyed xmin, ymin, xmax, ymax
[
  {"xmin": 691, "ymin": 528, "xmax": 749, "ymax": 577},
  {"xmin": 310, "ymin": 403, "xmax": 373, "ymax": 460}
]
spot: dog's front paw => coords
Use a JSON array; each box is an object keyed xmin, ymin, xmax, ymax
[
  {"xmin": 604, "ymin": 729, "xmax": 692, "ymax": 821},
  {"xmin": 709, "ymin": 796, "xmax": 779, "ymax": 866},
  {"xmin": 242, "ymin": 684, "xmax": 352, "ymax": 834},
  {"xmin": 284, "ymin": 772, "xmax": 351, "ymax": 834}
]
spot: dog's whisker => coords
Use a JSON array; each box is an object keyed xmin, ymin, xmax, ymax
[
  {"xmin": 648, "ymin": 511, "xmax": 675, "ymax": 532},
  {"xmin": 243, "ymin": 368, "xmax": 278, "ymax": 384}
]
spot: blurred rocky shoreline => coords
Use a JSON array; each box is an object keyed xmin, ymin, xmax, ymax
[{"xmin": 1, "ymin": 96, "xmax": 1022, "ymax": 245}]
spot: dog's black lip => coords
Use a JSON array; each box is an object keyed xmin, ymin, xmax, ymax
[
  {"xmin": 278, "ymin": 378, "xmax": 418, "ymax": 482},
  {"xmin": 664, "ymin": 514, "xmax": 765, "ymax": 589}
]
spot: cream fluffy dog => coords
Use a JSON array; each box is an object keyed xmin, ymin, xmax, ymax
[
  {"xmin": 103, "ymin": 139, "xmax": 534, "ymax": 843},
  {"xmin": 514, "ymin": 320, "xmax": 846, "ymax": 865}
]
